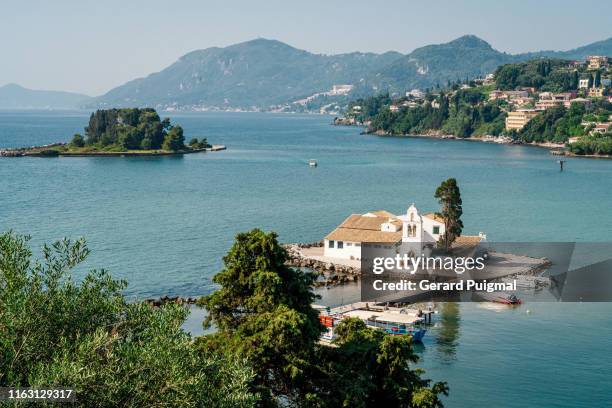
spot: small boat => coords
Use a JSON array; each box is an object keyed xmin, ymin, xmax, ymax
[
  {"xmin": 475, "ymin": 291, "xmax": 522, "ymax": 305},
  {"xmin": 501, "ymin": 275, "xmax": 549, "ymax": 290},
  {"xmin": 318, "ymin": 306, "xmax": 428, "ymax": 342},
  {"xmin": 309, "ymin": 159, "xmax": 317, "ymax": 167},
  {"xmin": 383, "ymin": 325, "xmax": 427, "ymax": 342}
]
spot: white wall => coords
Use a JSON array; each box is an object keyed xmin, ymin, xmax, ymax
[
  {"xmin": 324, "ymin": 239, "xmax": 362, "ymax": 260},
  {"xmin": 422, "ymin": 217, "xmax": 444, "ymax": 243}
]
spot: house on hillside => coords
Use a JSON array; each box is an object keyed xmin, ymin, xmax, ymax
[
  {"xmin": 579, "ymin": 78, "xmax": 590, "ymax": 89},
  {"xmin": 535, "ymin": 92, "xmax": 577, "ymax": 110},
  {"xmin": 593, "ymin": 122, "xmax": 611, "ymax": 134},
  {"xmin": 406, "ymin": 89, "xmax": 425, "ymax": 99},
  {"xmin": 588, "ymin": 87, "xmax": 604, "ymax": 98},
  {"xmin": 505, "ymin": 109, "xmax": 539, "ymax": 130},
  {"xmin": 587, "ymin": 56, "xmax": 610, "ymax": 70}
]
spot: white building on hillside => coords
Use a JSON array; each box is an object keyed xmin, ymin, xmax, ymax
[
  {"xmin": 324, "ymin": 204, "xmax": 483, "ymax": 261},
  {"xmin": 329, "ymin": 84, "xmax": 354, "ymax": 95},
  {"xmin": 406, "ymin": 89, "xmax": 425, "ymax": 99}
]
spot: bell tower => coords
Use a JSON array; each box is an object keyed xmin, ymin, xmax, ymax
[{"xmin": 402, "ymin": 203, "xmax": 422, "ymax": 242}]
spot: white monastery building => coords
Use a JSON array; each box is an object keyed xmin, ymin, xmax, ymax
[{"xmin": 324, "ymin": 204, "xmax": 484, "ymax": 260}]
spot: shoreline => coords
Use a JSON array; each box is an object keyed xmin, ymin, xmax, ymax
[
  {"xmin": 337, "ymin": 122, "xmax": 610, "ymax": 159},
  {"xmin": 0, "ymin": 144, "xmax": 226, "ymax": 157}
]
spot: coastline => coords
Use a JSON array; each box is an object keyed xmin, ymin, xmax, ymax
[
  {"xmin": 334, "ymin": 121, "xmax": 610, "ymax": 159},
  {"xmin": 0, "ymin": 144, "xmax": 226, "ymax": 157}
]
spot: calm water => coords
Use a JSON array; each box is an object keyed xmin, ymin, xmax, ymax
[{"xmin": 1, "ymin": 110, "xmax": 611, "ymax": 407}]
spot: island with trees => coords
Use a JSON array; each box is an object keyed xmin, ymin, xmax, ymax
[
  {"xmin": 1, "ymin": 108, "xmax": 225, "ymax": 157},
  {"xmin": 338, "ymin": 57, "xmax": 612, "ymax": 157}
]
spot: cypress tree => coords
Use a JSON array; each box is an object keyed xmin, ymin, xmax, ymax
[{"xmin": 434, "ymin": 178, "xmax": 464, "ymax": 252}]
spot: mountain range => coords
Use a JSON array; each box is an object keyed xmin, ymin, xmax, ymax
[
  {"xmin": 0, "ymin": 83, "xmax": 91, "ymax": 109},
  {"xmin": 92, "ymin": 39, "xmax": 402, "ymax": 110},
  {"xmin": 4, "ymin": 35, "xmax": 612, "ymax": 110}
]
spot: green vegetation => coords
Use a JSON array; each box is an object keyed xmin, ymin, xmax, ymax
[
  {"xmin": 85, "ymin": 108, "xmax": 171, "ymax": 149},
  {"xmin": 189, "ymin": 137, "xmax": 209, "ymax": 149},
  {"xmin": 161, "ymin": 124, "xmax": 186, "ymax": 151},
  {"xmin": 568, "ymin": 132, "xmax": 612, "ymax": 155},
  {"xmin": 70, "ymin": 133, "xmax": 85, "ymax": 147},
  {"xmin": 0, "ymin": 232, "xmax": 256, "ymax": 407},
  {"xmin": 22, "ymin": 108, "xmax": 214, "ymax": 156},
  {"xmin": 517, "ymin": 104, "xmax": 583, "ymax": 143},
  {"xmin": 1, "ymin": 229, "xmax": 448, "ymax": 407},
  {"xmin": 434, "ymin": 179, "xmax": 464, "ymax": 252},
  {"xmin": 345, "ymin": 57, "xmax": 612, "ymax": 155},
  {"xmin": 21, "ymin": 108, "xmax": 213, "ymax": 155},
  {"xmin": 494, "ymin": 59, "xmax": 577, "ymax": 92},
  {"xmin": 364, "ymin": 88, "xmax": 507, "ymax": 138},
  {"xmin": 84, "ymin": 108, "xmax": 199, "ymax": 152},
  {"xmin": 197, "ymin": 229, "xmax": 448, "ymax": 407},
  {"xmin": 348, "ymin": 93, "xmax": 392, "ymax": 123},
  {"xmin": 515, "ymin": 100, "xmax": 611, "ymax": 145}
]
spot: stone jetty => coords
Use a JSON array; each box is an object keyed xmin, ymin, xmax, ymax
[
  {"xmin": 144, "ymin": 295, "xmax": 199, "ymax": 307},
  {"xmin": 284, "ymin": 242, "xmax": 360, "ymax": 287}
]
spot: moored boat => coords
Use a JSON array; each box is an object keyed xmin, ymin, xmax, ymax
[
  {"xmin": 318, "ymin": 306, "xmax": 428, "ymax": 342},
  {"xmin": 475, "ymin": 291, "xmax": 522, "ymax": 304}
]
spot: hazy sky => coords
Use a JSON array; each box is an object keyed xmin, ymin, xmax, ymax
[{"xmin": 2, "ymin": 0, "xmax": 611, "ymax": 95}]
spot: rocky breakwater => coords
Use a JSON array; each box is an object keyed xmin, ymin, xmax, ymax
[
  {"xmin": 144, "ymin": 295, "xmax": 199, "ymax": 307},
  {"xmin": 283, "ymin": 242, "xmax": 360, "ymax": 287},
  {"xmin": 332, "ymin": 116, "xmax": 370, "ymax": 127}
]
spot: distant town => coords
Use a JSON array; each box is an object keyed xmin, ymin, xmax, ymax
[{"xmin": 337, "ymin": 55, "xmax": 612, "ymax": 156}]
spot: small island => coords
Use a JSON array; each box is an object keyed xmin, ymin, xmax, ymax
[{"xmin": 1, "ymin": 108, "xmax": 225, "ymax": 157}]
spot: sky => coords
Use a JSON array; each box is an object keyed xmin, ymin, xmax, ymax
[{"xmin": 2, "ymin": 0, "xmax": 611, "ymax": 96}]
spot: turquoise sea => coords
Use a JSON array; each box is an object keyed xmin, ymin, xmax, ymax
[{"xmin": 1, "ymin": 110, "xmax": 611, "ymax": 407}]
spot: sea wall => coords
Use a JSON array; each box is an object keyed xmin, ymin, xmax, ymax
[{"xmin": 283, "ymin": 242, "xmax": 360, "ymax": 287}]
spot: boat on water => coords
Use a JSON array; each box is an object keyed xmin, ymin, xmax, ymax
[
  {"xmin": 309, "ymin": 159, "xmax": 317, "ymax": 167},
  {"xmin": 474, "ymin": 291, "xmax": 522, "ymax": 305},
  {"xmin": 319, "ymin": 306, "xmax": 428, "ymax": 342},
  {"xmin": 501, "ymin": 275, "xmax": 549, "ymax": 290}
]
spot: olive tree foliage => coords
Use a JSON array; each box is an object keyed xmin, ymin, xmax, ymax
[{"xmin": 0, "ymin": 232, "xmax": 257, "ymax": 408}]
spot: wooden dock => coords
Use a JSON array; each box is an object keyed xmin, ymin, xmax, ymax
[{"xmin": 314, "ymin": 301, "xmax": 435, "ymax": 324}]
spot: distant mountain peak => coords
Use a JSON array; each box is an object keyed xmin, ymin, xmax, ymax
[
  {"xmin": 0, "ymin": 83, "xmax": 91, "ymax": 109},
  {"xmin": 0, "ymin": 83, "xmax": 26, "ymax": 90},
  {"xmin": 239, "ymin": 37, "xmax": 290, "ymax": 47},
  {"xmin": 447, "ymin": 35, "xmax": 493, "ymax": 49},
  {"xmin": 228, "ymin": 38, "xmax": 304, "ymax": 53}
]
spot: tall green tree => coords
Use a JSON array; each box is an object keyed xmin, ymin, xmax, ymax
[
  {"xmin": 572, "ymin": 70, "xmax": 579, "ymax": 90},
  {"xmin": 434, "ymin": 178, "xmax": 464, "ymax": 252},
  {"xmin": 163, "ymin": 125, "xmax": 186, "ymax": 151},
  {"xmin": 197, "ymin": 229, "xmax": 322, "ymax": 406},
  {"xmin": 70, "ymin": 133, "xmax": 85, "ymax": 147},
  {"xmin": 198, "ymin": 229, "xmax": 449, "ymax": 407},
  {"xmin": 594, "ymin": 70, "xmax": 601, "ymax": 87}
]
